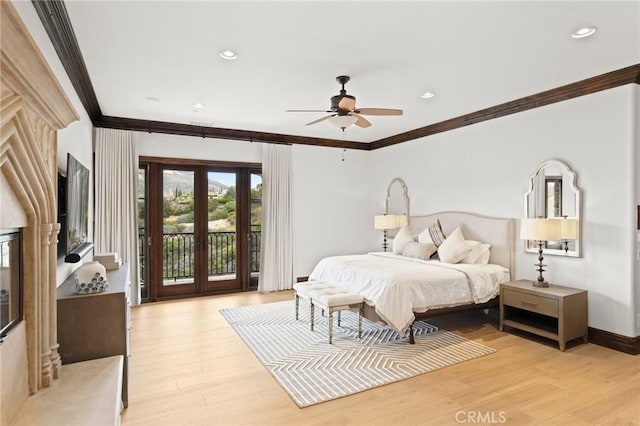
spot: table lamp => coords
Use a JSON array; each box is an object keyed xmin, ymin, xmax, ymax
[
  {"xmin": 520, "ymin": 218, "xmax": 561, "ymax": 287},
  {"xmin": 560, "ymin": 217, "xmax": 579, "ymax": 254},
  {"xmin": 374, "ymin": 214, "xmax": 400, "ymax": 252}
]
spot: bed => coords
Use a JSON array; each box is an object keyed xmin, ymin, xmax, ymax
[{"xmin": 308, "ymin": 211, "xmax": 515, "ymax": 342}]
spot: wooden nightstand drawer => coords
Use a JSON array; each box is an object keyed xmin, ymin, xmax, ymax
[{"xmin": 502, "ymin": 288, "xmax": 558, "ymax": 317}]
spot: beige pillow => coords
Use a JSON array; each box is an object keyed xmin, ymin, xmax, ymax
[
  {"xmin": 392, "ymin": 225, "xmax": 415, "ymax": 254},
  {"xmin": 402, "ymin": 241, "xmax": 437, "ymax": 260},
  {"xmin": 460, "ymin": 240, "xmax": 492, "ymax": 264},
  {"xmin": 437, "ymin": 227, "xmax": 471, "ymax": 264}
]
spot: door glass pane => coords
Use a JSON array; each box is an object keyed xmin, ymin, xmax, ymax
[
  {"xmin": 250, "ymin": 173, "xmax": 262, "ymax": 282},
  {"xmin": 207, "ymin": 172, "xmax": 237, "ymax": 280},
  {"xmin": 162, "ymin": 169, "xmax": 195, "ymax": 286},
  {"xmin": 137, "ymin": 167, "xmax": 148, "ymax": 299}
]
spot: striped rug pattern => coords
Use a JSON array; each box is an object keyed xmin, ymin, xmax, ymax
[{"xmin": 220, "ymin": 300, "xmax": 496, "ymax": 407}]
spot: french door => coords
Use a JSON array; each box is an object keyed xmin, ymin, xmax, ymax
[{"xmin": 139, "ymin": 158, "xmax": 261, "ymax": 301}]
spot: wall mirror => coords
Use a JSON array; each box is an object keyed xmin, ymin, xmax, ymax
[
  {"xmin": 524, "ymin": 159, "xmax": 582, "ymax": 257},
  {"xmin": 383, "ymin": 178, "xmax": 410, "ymax": 236}
]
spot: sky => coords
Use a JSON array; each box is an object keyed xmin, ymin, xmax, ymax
[{"xmin": 208, "ymin": 172, "xmax": 261, "ymax": 189}]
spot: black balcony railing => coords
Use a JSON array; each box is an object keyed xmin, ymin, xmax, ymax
[{"xmin": 138, "ymin": 227, "xmax": 261, "ymax": 282}]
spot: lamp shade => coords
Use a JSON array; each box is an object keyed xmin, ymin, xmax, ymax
[
  {"xmin": 329, "ymin": 114, "xmax": 358, "ymax": 129},
  {"xmin": 374, "ymin": 214, "xmax": 399, "ymax": 230},
  {"xmin": 395, "ymin": 214, "xmax": 408, "ymax": 228},
  {"xmin": 560, "ymin": 217, "xmax": 579, "ymax": 239},
  {"xmin": 520, "ymin": 218, "xmax": 561, "ymax": 241}
]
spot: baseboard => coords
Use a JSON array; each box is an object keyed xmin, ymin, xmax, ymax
[
  {"xmin": 296, "ymin": 276, "xmax": 309, "ymax": 283},
  {"xmin": 588, "ymin": 327, "xmax": 640, "ymax": 355}
]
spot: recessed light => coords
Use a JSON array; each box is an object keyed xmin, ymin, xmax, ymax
[
  {"xmin": 421, "ymin": 91, "xmax": 436, "ymax": 99},
  {"xmin": 219, "ymin": 49, "xmax": 238, "ymax": 60},
  {"xmin": 572, "ymin": 26, "xmax": 597, "ymax": 39},
  {"xmin": 145, "ymin": 96, "xmax": 160, "ymax": 102},
  {"xmin": 191, "ymin": 102, "xmax": 206, "ymax": 109}
]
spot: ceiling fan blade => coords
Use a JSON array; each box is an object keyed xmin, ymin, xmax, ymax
[
  {"xmin": 354, "ymin": 108, "xmax": 403, "ymax": 116},
  {"xmin": 352, "ymin": 114, "xmax": 372, "ymax": 128},
  {"xmin": 286, "ymin": 109, "xmax": 332, "ymax": 113},
  {"xmin": 305, "ymin": 115, "xmax": 335, "ymax": 126},
  {"xmin": 338, "ymin": 97, "xmax": 356, "ymax": 111}
]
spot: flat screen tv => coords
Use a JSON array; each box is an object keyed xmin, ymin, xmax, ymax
[{"xmin": 64, "ymin": 153, "xmax": 93, "ymax": 263}]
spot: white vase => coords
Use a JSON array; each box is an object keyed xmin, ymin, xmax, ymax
[{"xmin": 74, "ymin": 260, "xmax": 108, "ymax": 294}]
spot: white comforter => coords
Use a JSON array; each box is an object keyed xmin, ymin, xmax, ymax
[{"xmin": 308, "ymin": 252, "xmax": 510, "ymax": 334}]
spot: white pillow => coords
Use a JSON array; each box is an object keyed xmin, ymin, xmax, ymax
[
  {"xmin": 475, "ymin": 248, "xmax": 491, "ymax": 264},
  {"xmin": 392, "ymin": 225, "xmax": 415, "ymax": 254},
  {"xmin": 402, "ymin": 241, "xmax": 437, "ymax": 260},
  {"xmin": 437, "ymin": 227, "xmax": 471, "ymax": 264},
  {"xmin": 417, "ymin": 228, "xmax": 433, "ymax": 244},
  {"xmin": 460, "ymin": 240, "xmax": 492, "ymax": 264}
]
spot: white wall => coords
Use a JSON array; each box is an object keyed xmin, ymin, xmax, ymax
[
  {"xmin": 138, "ymin": 87, "xmax": 639, "ymax": 337},
  {"xmin": 13, "ymin": 0, "xmax": 639, "ymax": 337},
  {"xmin": 12, "ymin": 1, "xmax": 95, "ymax": 285},
  {"xmin": 137, "ymin": 132, "xmax": 262, "ymax": 164},
  {"xmin": 371, "ymin": 85, "xmax": 638, "ymax": 337},
  {"xmin": 291, "ymin": 145, "xmax": 373, "ymax": 276},
  {"xmin": 136, "ymin": 133, "xmax": 373, "ymax": 278}
]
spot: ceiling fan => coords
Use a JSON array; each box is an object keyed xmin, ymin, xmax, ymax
[{"xmin": 286, "ymin": 75, "xmax": 403, "ymax": 129}]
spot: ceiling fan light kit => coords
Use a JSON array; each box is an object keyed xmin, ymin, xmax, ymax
[
  {"xmin": 287, "ymin": 75, "xmax": 403, "ymax": 131},
  {"xmin": 329, "ymin": 115, "xmax": 358, "ymax": 129}
]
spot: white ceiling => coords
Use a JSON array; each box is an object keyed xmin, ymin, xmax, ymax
[{"xmin": 64, "ymin": 1, "xmax": 640, "ymax": 143}]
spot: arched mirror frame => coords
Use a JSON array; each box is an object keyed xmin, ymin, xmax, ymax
[
  {"xmin": 384, "ymin": 177, "xmax": 410, "ymax": 222},
  {"xmin": 524, "ymin": 159, "xmax": 582, "ymax": 257}
]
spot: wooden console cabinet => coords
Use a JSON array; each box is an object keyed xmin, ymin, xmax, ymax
[
  {"xmin": 500, "ymin": 280, "xmax": 588, "ymax": 351},
  {"xmin": 57, "ymin": 264, "xmax": 130, "ymax": 407}
]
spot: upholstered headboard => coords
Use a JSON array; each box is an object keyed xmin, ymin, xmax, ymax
[{"xmin": 409, "ymin": 212, "xmax": 515, "ymax": 276}]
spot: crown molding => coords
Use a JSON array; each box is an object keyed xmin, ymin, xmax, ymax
[
  {"xmin": 31, "ymin": 0, "xmax": 101, "ymax": 121},
  {"xmin": 94, "ymin": 116, "xmax": 369, "ymax": 150},
  {"xmin": 371, "ymin": 63, "xmax": 640, "ymax": 150}
]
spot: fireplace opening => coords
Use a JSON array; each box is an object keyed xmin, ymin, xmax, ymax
[{"xmin": 0, "ymin": 229, "xmax": 22, "ymax": 341}]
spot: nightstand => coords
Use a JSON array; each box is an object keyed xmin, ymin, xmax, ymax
[{"xmin": 499, "ymin": 280, "xmax": 588, "ymax": 351}]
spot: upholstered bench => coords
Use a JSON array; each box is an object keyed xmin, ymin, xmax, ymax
[
  {"xmin": 293, "ymin": 281, "xmax": 325, "ymax": 320},
  {"xmin": 294, "ymin": 281, "xmax": 364, "ymax": 344}
]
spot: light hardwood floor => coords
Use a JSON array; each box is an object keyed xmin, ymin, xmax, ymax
[{"xmin": 121, "ymin": 291, "xmax": 639, "ymax": 426}]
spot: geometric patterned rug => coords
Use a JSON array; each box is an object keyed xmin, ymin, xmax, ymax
[{"xmin": 220, "ymin": 300, "xmax": 496, "ymax": 407}]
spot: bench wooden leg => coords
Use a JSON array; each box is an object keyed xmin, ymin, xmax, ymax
[
  {"xmin": 337, "ymin": 310, "xmax": 341, "ymax": 327},
  {"xmin": 294, "ymin": 293, "xmax": 299, "ymax": 320},
  {"xmin": 310, "ymin": 301, "xmax": 315, "ymax": 331},
  {"xmin": 358, "ymin": 303, "xmax": 363, "ymax": 338},
  {"xmin": 328, "ymin": 308, "xmax": 334, "ymax": 344}
]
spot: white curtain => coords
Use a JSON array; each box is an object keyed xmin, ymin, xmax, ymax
[
  {"xmin": 94, "ymin": 128, "xmax": 141, "ymax": 305},
  {"xmin": 258, "ymin": 144, "xmax": 294, "ymax": 292}
]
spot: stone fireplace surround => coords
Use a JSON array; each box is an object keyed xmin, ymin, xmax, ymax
[{"xmin": 0, "ymin": 2, "xmax": 79, "ymax": 423}]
